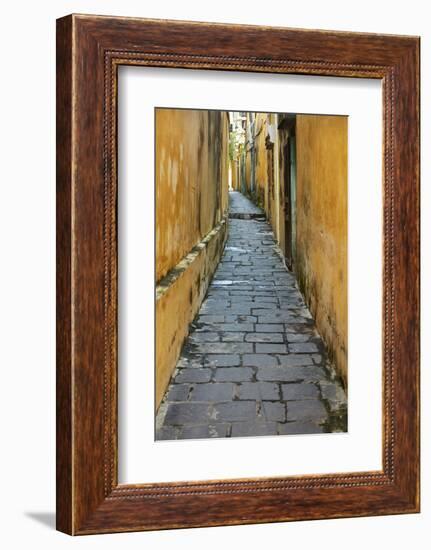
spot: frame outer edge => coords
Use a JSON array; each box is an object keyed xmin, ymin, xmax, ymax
[
  {"xmin": 57, "ymin": 14, "xmax": 421, "ymax": 535},
  {"xmin": 56, "ymin": 14, "xmax": 74, "ymax": 535},
  {"xmin": 392, "ymin": 38, "xmax": 420, "ymax": 511}
]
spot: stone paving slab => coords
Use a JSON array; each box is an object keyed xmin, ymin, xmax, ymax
[{"xmin": 156, "ymin": 191, "xmax": 347, "ymax": 440}]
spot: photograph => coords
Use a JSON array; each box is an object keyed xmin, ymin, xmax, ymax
[{"xmin": 155, "ymin": 108, "xmax": 348, "ymax": 440}]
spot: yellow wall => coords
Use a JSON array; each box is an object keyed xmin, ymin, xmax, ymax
[
  {"xmin": 156, "ymin": 109, "xmax": 229, "ymax": 282},
  {"xmin": 230, "ymin": 159, "xmax": 238, "ymax": 190},
  {"xmin": 295, "ymin": 114, "xmax": 348, "ymax": 385},
  {"xmin": 254, "ymin": 113, "xmax": 268, "ymax": 211},
  {"xmin": 245, "ymin": 146, "xmax": 252, "ymax": 196},
  {"xmin": 253, "ymin": 113, "xmax": 281, "ymax": 245},
  {"xmin": 155, "ymin": 109, "xmax": 229, "ymax": 408}
]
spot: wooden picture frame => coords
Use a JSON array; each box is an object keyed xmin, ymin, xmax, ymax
[{"xmin": 56, "ymin": 14, "xmax": 420, "ymax": 534}]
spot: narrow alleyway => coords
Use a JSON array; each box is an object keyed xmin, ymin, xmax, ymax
[{"xmin": 156, "ymin": 191, "xmax": 347, "ymax": 440}]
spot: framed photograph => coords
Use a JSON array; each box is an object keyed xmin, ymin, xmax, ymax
[{"xmin": 56, "ymin": 14, "xmax": 420, "ymax": 534}]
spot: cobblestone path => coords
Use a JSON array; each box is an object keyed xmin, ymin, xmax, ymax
[{"xmin": 156, "ymin": 191, "xmax": 347, "ymax": 440}]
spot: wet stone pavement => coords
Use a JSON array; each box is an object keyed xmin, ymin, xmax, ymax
[{"xmin": 156, "ymin": 191, "xmax": 347, "ymax": 440}]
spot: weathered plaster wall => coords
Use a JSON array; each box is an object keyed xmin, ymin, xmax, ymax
[
  {"xmin": 230, "ymin": 159, "xmax": 239, "ymax": 190},
  {"xmin": 267, "ymin": 117, "xmax": 279, "ymax": 241},
  {"xmin": 295, "ymin": 114, "xmax": 348, "ymax": 385},
  {"xmin": 155, "ymin": 108, "xmax": 229, "ymax": 408},
  {"xmin": 254, "ymin": 113, "xmax": 268, "ymax": 211},
  {"xmin": 245, "ymin": 144, "xmax": 252, "ymax": 196},
  {"xmin": 252, "ymin": 113, "xmax": 281, "ymax": 245},
  {"xmin": 156, "ymin": 109, "xmax": 229, "ymax": 281}
]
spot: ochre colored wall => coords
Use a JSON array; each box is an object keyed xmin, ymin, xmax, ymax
[
  {"xmin": 295, "ymin": 114, "xmax": 348, "ymax": 385},
  {"xmin": 252, "ymin": 113, "xmax": 281, "ymax": 245},
  {"xmin": 230, "ymin": 159, "xmax": 238, "ymax": 190},
  {"xmin": 245, "ymin": 146, "xmax": 252, "ymax": 196},
  {"xmin": 155, "ymin": 109, "xmax": 229, "ymax": 408},
  {"xmin": 156, "ymin": 109, "xmax": 229, "ymax": 282},
  {"xmin": 254, "ymin": 113, "xmax": 268, "ymax": 211}
]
